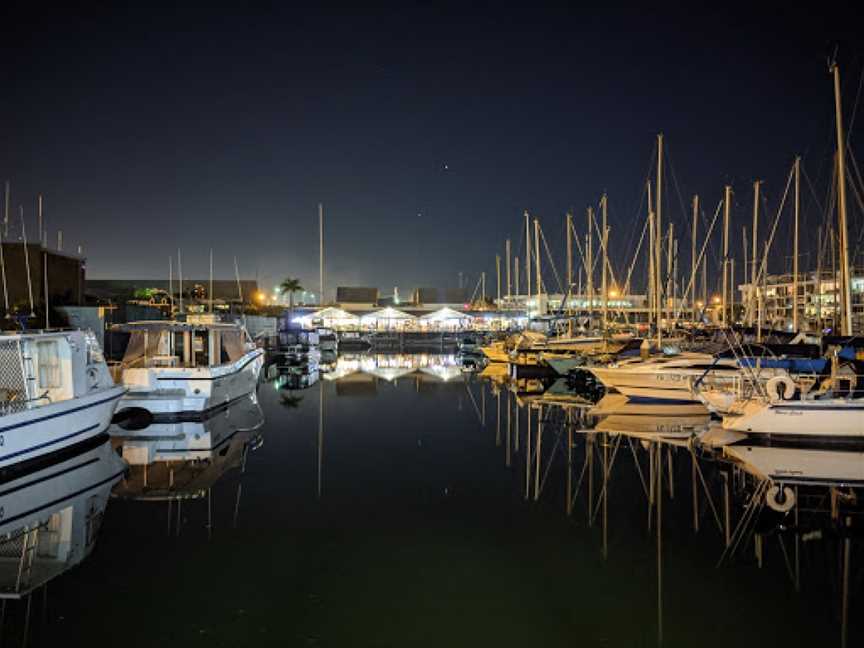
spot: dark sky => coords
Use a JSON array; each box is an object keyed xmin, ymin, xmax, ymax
[{"xmin": 2, "ymin": 4, "xmax": 861, "ymax": 298}]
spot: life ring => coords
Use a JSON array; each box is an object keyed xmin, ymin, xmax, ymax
[
  {"xmin": 765, "ymin": 375, "xmax": 796, "ymax": 402},
  {"xmin": 765, "ymin": 484, "xmax": 795, "ymax": 513}
]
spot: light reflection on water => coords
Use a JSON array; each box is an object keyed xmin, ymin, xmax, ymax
[{"xmin": 1, "ymin": 352, "xmax": 859, "ymax": 647}]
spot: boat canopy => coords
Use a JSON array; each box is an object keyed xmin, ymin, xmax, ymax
[{"xmin": 120, "ymin": 323, "xmax": 249, "ymax": 368}]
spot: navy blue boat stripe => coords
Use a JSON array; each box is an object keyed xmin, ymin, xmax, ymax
[
  {"xmin": 1, "ymin": 468, "xmax": 127, "ymax": 527},
  {"xmin": 1, "ymin": 424, "xmax": 101, "ymax": 462},
  {"xmin": 0, "ymin": 457, "xmax": 100, "ymax": 497},
  {"xmin": 0, "ymin": 391, "xmax": 123, "ymax": 434}
]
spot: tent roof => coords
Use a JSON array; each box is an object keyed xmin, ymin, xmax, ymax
[
  {"xmin": 360, "ymin": 307, "xmax": 416, "ymax": 320},
  {"xmin": 306, "ymin": 307, "xmax": 360, "ymax": 320},
  {"xmin": 418, "ymin": 307, "xmax": 470, "ymax": 320}
]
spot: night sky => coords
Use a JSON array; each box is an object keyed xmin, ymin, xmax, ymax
[{"xmin": 2, "ymin": 5, "xmax": 861, "ymax": 299}]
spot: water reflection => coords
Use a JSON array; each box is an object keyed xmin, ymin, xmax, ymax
[
  {"xmin": 111, "ymin": 393, "xmax": 264, "ymax": 502},
  {"xmin": 0, "ymin": 437, "xmax": 125, "ymax": 642},
  {"xmin": 482, "ymin": 370, "xmax": 862, "ymax": 647},
  {"xmin": 2, "ymin": 351, "xmax": 859, "ymax": 646}
]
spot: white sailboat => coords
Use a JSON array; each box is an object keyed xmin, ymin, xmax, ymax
[
  {"xmin": 1, "ymin": 330, "xmax": 124, "ymax": 470},
  {"xmin": 722, "ymin": 394, "xmax": 864, "ymax": 438},
  {"xmin": 721, "ymin": 62, "xmax": 861, "ymax": 440},
  {"xmin": 110, "ymin": 317, "xmax": 264, "ymax": 420}
]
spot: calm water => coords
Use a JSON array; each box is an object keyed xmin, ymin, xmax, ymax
[{"xmin": 3, "ymin": 353, "xmax": 861, "ymax": 647}]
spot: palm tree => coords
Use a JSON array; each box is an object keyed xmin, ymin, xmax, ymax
[{"xmin": 278, "ymin": 278, "xmax": 303, "ymax": 308}]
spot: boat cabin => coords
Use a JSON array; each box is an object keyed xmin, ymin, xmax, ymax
[
  {"xmin": 0, "ymin": 331, "xmax": 101, "ymax": 415},
  {"xmin": 111, "ymin": 321, "xmax": 252, "ymax": 372}
]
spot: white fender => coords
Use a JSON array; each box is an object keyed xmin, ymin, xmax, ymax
[
  {"xmin": 766, "ymin": 484, "xmax": 795, "ymax": 513},
  {"xmin": 766, "ymin": 375, "xmax": 796, "ymax": 402}
]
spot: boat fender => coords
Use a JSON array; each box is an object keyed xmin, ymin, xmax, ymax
[
  {"xmin": 765, "ymin": 484, "xmax": 795, "ymax": 513},
  {"xmin": 765, "ymin": 375, "xmax": 796, "ymax": 402}
]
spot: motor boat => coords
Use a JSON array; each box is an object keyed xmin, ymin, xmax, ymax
[
  {"xmin": 109, "ymin": 317, "xmax": 264, "ymax": 420},
  {"xmin": 1, "ymin": 330, "xmax": 124, "ymax": 470},
  {"xmin": 589, "ymin": 352, "xmax": 738, "ymax": 403}
]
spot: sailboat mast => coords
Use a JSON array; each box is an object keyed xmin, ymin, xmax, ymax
[
  {"xmin": 647, "ymin": 181, "xmax": 655, "ymax": 335},
  {"xmin": 524, "ymin": 211, "xmax": 531, "ymax": 306},
  {"xmin": 587, "ymin": 207, "xmax": 594, "ymax": 328},
  {"xmin": 505, "ymin": 238, "xmax": 511, "ymax": 298},
  {"xmin": 566, "ymin": 211, "xmax": 573, "ymax": 296},
  {"xmin": 514, "ymin": 257, "xmax": 520, "ymax": 300},
  {"xmin": 319, "ymin": 203, "xmax": 324, "ymax": 305},
  {"xmin": 601, "ymin": 195, "xmax": 608, "ymax": 332},
  {"xmin": 666, "ymin": 222, "xmax": 673, "ymax": 332},
  {"xmin": 533, "ymin": 217, "xmax": 541, "ymax": 313},
  {"xmin": 655, "ymin": 133, "xmax": 664, "ymax": 337},
  {"xmin": 749, "ymin": 180, "xmax": 761, "ymax": 328},
  {"xmin": 793, "ymin": 157, "xmax": 800, "ymax": 332},
  {"xmin": 830, "ymin": 62, "xmax": 853, "ymax": 336},
  {"xmin": 496, "ymin": 254, "xmax": 501, "ymax": 304},
  {"xmin": 691, "ymin": 195, "xmax": 698, "ymax": 322},
  {"xmin": 722, "ymin": 186, "xmax": 731, "ymax": 326}
]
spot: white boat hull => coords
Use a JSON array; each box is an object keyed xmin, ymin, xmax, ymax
[
  {"xmin": 117, "ymin": 349, "xmax": 264, "ymax": 417},
  {"xmin": 723, "ymin": 445, "xmax": 864, "ymax": 485},
  {"xmin": 0, "ymin": 386, "xmax": 125, "ymax": 470},
  {"xmin": 590, "ymin": 367, "xmax": 699, "ymax": 402},
  {"xmin": 722, "ymin": 399, "xmax": 864, "ymax": 438}
]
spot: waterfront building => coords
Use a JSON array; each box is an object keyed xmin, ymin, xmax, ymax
[
  {"xmin": 738, "ymin": 268, "xmax": 864, "ymax": 334},
  {"xmin": 0, "ymin": 241, "xmax": 85, "ymax": 311},
  {"xmin": 85, "ymin": 278, "xmax": 260, "ymax": 310}
]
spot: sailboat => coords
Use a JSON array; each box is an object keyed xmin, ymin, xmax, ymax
[{"xmin": 720, "ymin": 62, "xmax": 863, "ymax": 439}]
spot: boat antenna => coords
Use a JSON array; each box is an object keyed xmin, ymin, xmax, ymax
[
  {"xmin": 37, "ymin": 194, "xmax": 43, "ymax": 244},
  {"xmin": 3, "ymin": 181, "xmax": 8, "ymax": 238},
  {"xmin": 169, "ymin": 255, "xmax": 174, "ymax": 315},
  {"xmin": 178, "ymin": 248, "xmax": 184, "ymax": 314},
  {"xmin": 20, "ymin": 206, "xmax": 35, "ymax": 317},
  {"xmin": 0, "ymin": 221, "xmax": 9, "ymax": 318},
  {"xmin": 44, "ymin": 248, "xmax": 49, "ymax": 328},
  {"xmin": 233, "ymin": 255, "xmax": 243, "ymax": 305},
  {"xmin": 209, "ymin": 247, "xmax": 214, "ymax": 314}
]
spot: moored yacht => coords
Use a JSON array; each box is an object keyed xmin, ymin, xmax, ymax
[
  {"xmin": 589, "ymin": 352, "xmax": 739, "ymax": 403},
  {"xmin": 1, "ymin": 330, "xmax": 124, "ymax": 470},
  {"xmin": 110, "ymin": 317, "xmax": 264, "ymax": 420}
]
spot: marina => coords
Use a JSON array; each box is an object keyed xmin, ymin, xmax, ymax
[{"xmin": 1, "ymin": 5, "xmax": 863, "ymax": 646}]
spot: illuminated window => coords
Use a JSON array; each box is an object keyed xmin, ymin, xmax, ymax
[{"xmin": 37, "ymin": 341, "xmax": 62, "ymax": 388}]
